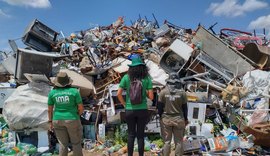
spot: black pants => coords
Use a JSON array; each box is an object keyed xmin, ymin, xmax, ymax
[{"xmin": 125, "ymin": 109, "xmax": 148, "ymax": 156}]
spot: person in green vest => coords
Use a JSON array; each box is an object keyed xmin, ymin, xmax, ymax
[
  {"xmin": 117, "ymin": 57, "xmax": 154, "ymax": 156},
  {"xmin": 48, "ymin": 72, "xmax": 84, "ymax": 156}
]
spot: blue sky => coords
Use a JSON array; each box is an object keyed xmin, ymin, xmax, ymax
[{"xmin": 0, "ymin": 0, "xmax": 269, "ymax": 51}]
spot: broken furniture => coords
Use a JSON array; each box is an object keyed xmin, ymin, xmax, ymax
[
  {"xmin": 221, "ymin": 84, "xmax": 248, "ymax": 105},
  {"xmin": 95, "ymin": 70, "xmax": 121, "ymax": 99},
  {"xmin": 187, "ymin": 51, "xmax": 234, "ymax": 84}
]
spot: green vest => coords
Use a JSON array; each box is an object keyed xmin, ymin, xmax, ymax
[{"xmin": 48, "ymin": 87, "xmax": 82, "ymax": 120}]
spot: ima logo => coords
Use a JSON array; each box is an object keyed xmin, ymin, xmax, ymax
[
  {"xmin": 56, "ymin": 96, "xmax": 70, "ymax": 103},
  {"xmin": 165, "ymin": 95, "xmax": 180, "ymax": 101}
]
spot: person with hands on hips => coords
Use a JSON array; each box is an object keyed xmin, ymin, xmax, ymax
[
  {"xmin": 48, "ymin": 72, "xmax": 84, "ymax": 156},
  {"xmin": 158, "ymin": 72, "xmax": 188, "ymax": 156}
]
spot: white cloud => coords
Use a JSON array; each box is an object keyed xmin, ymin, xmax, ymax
[
  {"xmin": 0, "ymin": 9, "xmax": 11, "ymax": 18},
  {"xmin": 207, "ymin": 0, "xmax": 268, "ymax": 18},
  {"xmin": 248, "ymin": 14, "xmax": 270, "ymax": 29},
  {"xmin": 248, "ymin": 14, "xmax": 270, "ymax": 37},
  {"xmin": 1, "ymin": 0, "xmax": 51, "ymax": 8}
]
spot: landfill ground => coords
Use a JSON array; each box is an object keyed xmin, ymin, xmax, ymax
[
  {"xmin": 68, "ymin": 150, "xmax": 176, "ymax": 156},
  {"xmin": 1, "ymin": 11, "xmax": 270, "ymax": 156}
]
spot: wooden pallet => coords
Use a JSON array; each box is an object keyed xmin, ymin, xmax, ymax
[{"xmin": 95, "ymin": 71, "xmax": 121, "ymax": 99}]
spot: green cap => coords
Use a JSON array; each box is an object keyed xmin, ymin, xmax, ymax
[{"xmin": 128, "ymin": 57, "xmax": 145, "ymax": 67}]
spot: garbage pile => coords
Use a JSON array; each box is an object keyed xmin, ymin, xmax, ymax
[{"xmin": 0, "ymin": 16, "xmax": 269, "ymax": 155}]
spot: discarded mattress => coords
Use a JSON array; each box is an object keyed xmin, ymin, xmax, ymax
[{"xmin": 59, "ymin": 69, "xmax": 95, "ymax": 97}]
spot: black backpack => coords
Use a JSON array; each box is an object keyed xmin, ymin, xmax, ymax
[{"xmin": 129, "ymin": 79, "xmax": 143, "ymax": 105}]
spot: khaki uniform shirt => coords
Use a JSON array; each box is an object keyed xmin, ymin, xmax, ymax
[{"xmin": 159, "ymin": 87, "xmax": 187, "ymax": 119}]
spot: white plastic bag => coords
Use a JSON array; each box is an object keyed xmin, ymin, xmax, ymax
[{"xmin": 3, "ymin": 82, "xmax": 52, "ymax": 131}]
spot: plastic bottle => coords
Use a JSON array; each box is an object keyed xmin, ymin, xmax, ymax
[
  {"xmin": 144, "ymin": 139, "xmax": 151, "ymax": 151},
  {"xmin": 8, "ymin": 132, "xmax": 14, "ymax": 142}
]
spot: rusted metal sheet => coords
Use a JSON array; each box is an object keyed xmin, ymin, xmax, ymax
[{"xmin": 192, "ymin": 26, "xmax": 254, "ymax": 75}]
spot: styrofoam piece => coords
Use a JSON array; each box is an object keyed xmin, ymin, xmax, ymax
[{"xmin": 169, "ymin": 39, "xmax": 193, "ymax": 61}]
